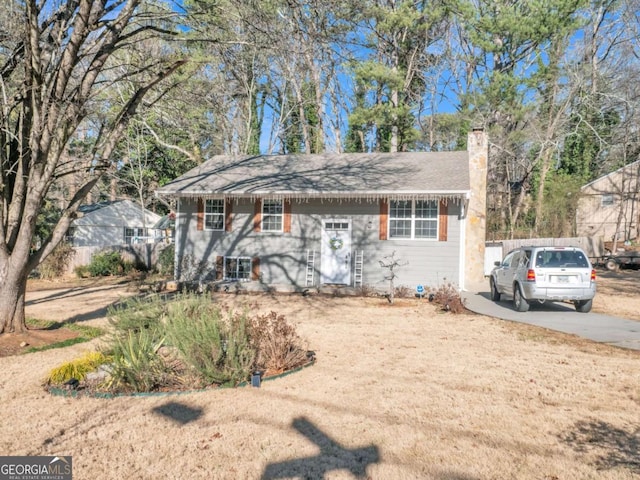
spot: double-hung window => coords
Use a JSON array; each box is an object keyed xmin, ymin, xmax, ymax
[
  {"xmin": 224, "ymin": 257, "xmax": 251, "ymax": 281},
  {"xmin": 262, "ymin": 200, "xmax": 283, "ymax": 232},
  {"xmin": 389, "ymin": 200, "xmax": 438, "ymax": 240},
  {"xmin": 205, "ymin": 199, "xmax": 224, "ymax": 230},
  {"xmin": 124, "ymin": 227, "xmax": 147, "ymax": 244}
]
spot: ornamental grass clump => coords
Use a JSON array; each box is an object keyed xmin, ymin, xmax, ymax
[
  {"xmin": 163, "ymin": 296, "xmax": 254, "ymax": 387},
  {"xmin": 45, "ymin": 351, "xmax": 110, "ymax": 385},
  {"xmin": 107, "ymin": 295, "xmax": 166, "ymax": 336},
  {"xmin": 104, "ymin": 296, "xmax": 175, "ymax": 392},
  {"xmin": 104, "ymin": 328, "xmax": 169, "ymax": 393}
]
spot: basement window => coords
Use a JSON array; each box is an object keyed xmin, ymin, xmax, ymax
[{"xmin": 224, "ymin": 257, "xmax": 251, "ymax": 281}]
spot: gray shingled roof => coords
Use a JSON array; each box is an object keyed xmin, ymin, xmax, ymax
[{"xmin": 155, "ymin": 151, "xmax": 470, "ymax": 200}]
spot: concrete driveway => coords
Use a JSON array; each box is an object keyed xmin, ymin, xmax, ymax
[{"xmin": 462, "ymin": 291, "xmax": 640, "ymax": 351}]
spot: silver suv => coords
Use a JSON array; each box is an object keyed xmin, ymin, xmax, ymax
[{"xmin": 490, "ymin": 246, "xmax": 596, "ymax": 313}]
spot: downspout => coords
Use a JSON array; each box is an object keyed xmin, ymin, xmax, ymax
[{"xmin": 459, "ymin": 193, "xmax": 470, "ymax": 291}]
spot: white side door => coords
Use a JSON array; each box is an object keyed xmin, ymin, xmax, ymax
[{"xmin": 320, "ymin": 219, "xmax": 352, "ymax": 285}]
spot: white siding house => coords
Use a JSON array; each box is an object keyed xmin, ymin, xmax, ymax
[
  {"xmin": 69, "ymin": 200, "xmax": 162, "ymax": 247},
  {"xmin": 156, "ymin": 130, "xmax": 489, "ymax": 292}
]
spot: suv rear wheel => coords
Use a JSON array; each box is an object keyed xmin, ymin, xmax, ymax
[
  {"xmin": 513, "ymin": 284, "xmax": 529, "ymax": 312},
  {"xmin": 574, "ymin": 299, "xmax": 593, "ymax": 313},
  {"xmin": 490, "ymin": 277, "xmax": 501, "ymax": 302}
]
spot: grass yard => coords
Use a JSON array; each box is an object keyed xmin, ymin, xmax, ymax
[{"xmin": 0, "ymin": 286, "xmax": 638, "ymax": 479}]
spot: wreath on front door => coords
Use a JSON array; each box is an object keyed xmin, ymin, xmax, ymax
[{"xmin": 329, "ymin": 236, "xmax": 344, "ymax": 251}]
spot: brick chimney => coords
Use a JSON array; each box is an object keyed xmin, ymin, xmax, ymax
[{"xmin": 464, "ymin": 128, "xmax": 488, "ymax": 292}]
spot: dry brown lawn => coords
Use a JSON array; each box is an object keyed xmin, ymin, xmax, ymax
[{"xmin": 0, "ymin": 274, "xmax": 639, "ymax": 479}]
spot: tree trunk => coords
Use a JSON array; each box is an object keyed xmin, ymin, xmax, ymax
[
  {"xmin": 510, "ymin": 184, "xmax": 528, "ymax": 237},
  {"xmin": 611, "ymin": 194, "xmax": 627, "ymax": 253},
  {"xmin": 534, "ymin": 155, "xmax": 552, "ymax": 233},
  {"xmin": 390, "ymin": 86, "xmax": 399, "ymax": 153},
  {"xmin": 0, "ymin": 264, "xmax": 29, "ymax": 333}
]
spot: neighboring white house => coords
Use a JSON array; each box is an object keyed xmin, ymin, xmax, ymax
[{"xmin": 68, "ymin": 200, "xmax": 162, "ymax": 247}]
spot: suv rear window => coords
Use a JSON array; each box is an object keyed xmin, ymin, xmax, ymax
[{"xmin": 534, "ymin": 250, "xmax": 589, "ymax": 268}]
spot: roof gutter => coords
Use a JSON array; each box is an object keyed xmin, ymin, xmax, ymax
[{"xmin": 155, "ymin": 190, "xmax": 472, "ymax": 202}]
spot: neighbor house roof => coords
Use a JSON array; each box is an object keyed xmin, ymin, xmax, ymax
[
  {"xmin": 73, "ymin": 199, "xmax": 161, "ymax": 226},
  {"xmin": 581, "ymin": 159, "xmax": 640, "ymax": 191},
  {"xmin": 77, "ymin": 201, "xmax": 119, "ymax": 214},
  {"xmin": 155, "ymin": 152, "xmax": 470, "ymax": 201}
]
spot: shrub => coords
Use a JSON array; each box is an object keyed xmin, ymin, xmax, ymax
[
  {"xmin": 45, "ymin": 351, "xmax": 110, "ymax": 385},
  {"xmin": 85, "ymin": 250, "xmax": 136, "ymax": 277},
  {"xmin": 39, "ymin": 242, "xmax": 75, "ymax": 279},
  {"xmin": 249, "ymin": 311, "xmax": 309, "ymax": 375},
  {"xmin": 394, "ymin": 286, "xmax": 414, "ymax": 298},
  {"xmin": 74, "ymin": 265, "xmax": 90, "ymax": 278},
  {"xmin": 157, "ymin": 244, "xmax": 175, "ymax": 276},
  {"xmin": 430, "ymin": 283, "xmax": 466, "ymax": 314},
  {"xmin": 356, "ymin": 284, "xmax": 377, "ymax": 297}
]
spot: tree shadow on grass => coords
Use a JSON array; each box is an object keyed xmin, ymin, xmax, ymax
[
  {"xmin": 152, "ymin": 401, "xmax": 204, "ymax": 426},
  {"xmin": 26, "ymin": 284, "xmax": 139, "ymax": 324},
  {"xmin": 560, "ymin": 419, "xmax": 640, "ymax": 473},
  {"xmin": 261, "ymin": 417, "xmax": 379, "ymax": 479}
]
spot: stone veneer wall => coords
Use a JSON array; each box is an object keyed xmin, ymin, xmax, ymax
[{"xmin": 464, "ymin": 129, "xmax": 488, "ymax": 292}]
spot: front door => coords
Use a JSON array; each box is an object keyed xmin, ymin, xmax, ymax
[{"xmin": 321, "ymin": 219, "xmax": 351, "ymax": 285}]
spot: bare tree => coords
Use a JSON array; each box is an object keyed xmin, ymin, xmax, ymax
[
  {"xmin": 379, "ymin": 251, "xmax": 407, "ymax": 304},
  {"xmin": 0, "ymin": 0, "xmax": 186, "ymax": 332}
]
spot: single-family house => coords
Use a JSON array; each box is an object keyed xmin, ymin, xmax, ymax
[
  {"xmin": 576, "ymin": 160, "xmax": 640, "ymax": 243},
  {"xmin": 156, "ymin": 130, "xmax": 488, "ymax": 292},
  {"xmin": 68, "ymin": 199, "xmax": 163, "ymax": 247}
]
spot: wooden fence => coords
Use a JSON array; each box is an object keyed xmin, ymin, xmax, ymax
[
  {"xmin": 66, "ymin": 243, "xmax": 171, "ymax": 274},
  {"xmin": 484, "ymin": 236, "xmax": 605, "ymax": 276},
  {"xmin": 497, "ymin": 237, "xmax": 605, "ymax": 257}
]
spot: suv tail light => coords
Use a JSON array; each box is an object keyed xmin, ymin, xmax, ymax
[
  {"xmin": 591, "ymin": 269, "xmax": 596, "ymax": 281},
  {"xmin": 526, "ymin": 269, "xmax": 536, "ymax": 282}
]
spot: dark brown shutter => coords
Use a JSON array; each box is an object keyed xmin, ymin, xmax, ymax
[
  {"xmin": 251, "ymin": 257, "xmax": 260, "ymax": 281},
  {"xmin": 438, "ymin": 199, "xmax": 448, "ymax": 242},
  {"xmin": 253, "ymin": 199, "xmax": 262, "ymax": 232},
  {"xmin": 197, "ymin": 198, "xmax": 204, "ymax": 231},
  {"xmin": 215, "ymin": 256, "xmax": 224, "ymax": 280},
  {"xmin": 283, "ymin": 200, "xmax": 292, "ymax": 233},
  {"xmin": 225, "ymin": 199, "xmax": 233, "ymax": 232},
  {"xmin": 379, "ymin": 199, "xmax": 388, "ymax": 240}
]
